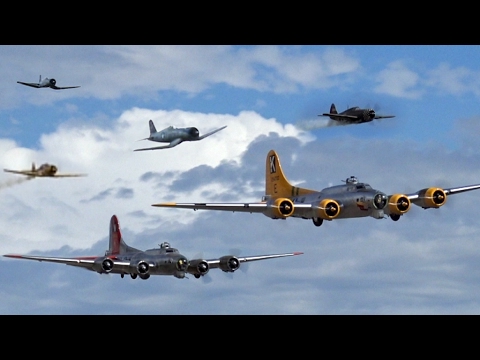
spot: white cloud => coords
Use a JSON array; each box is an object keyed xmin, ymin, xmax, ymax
[{"xmin": 374, "ymin": 60, "xmax": 424, "ymax": 99}]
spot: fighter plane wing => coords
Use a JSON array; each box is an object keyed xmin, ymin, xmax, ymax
[
  {"xmin": 319, "ymin": 113, "xmax": 359, "ymax": 120},
  {"xmin": 17, "ymin": 81, "xmax": 41, "ymax": 88},
  {"xmin": 51, "ymin": 85, "xmax": 81, "ymax": 90},
  {"xmin": 134, "ymin": 138, "xmax": 183, "ymax": 151},
  {"xmin": 373, "ymin": 115, "xmax": 395, "ymax": 119},
  {"xmin": 51, "ymin": 173, "xmax": 87, "ymax": 177},
  {"xmin": 205, "ymin": 251, "xmax": 304, "ymax": 269},
  {"xmin": 3, "ymin": 169, "xmax": 36, "ymax": 176},
  {"xmin": 197, "ymin": 125, "xmax": 227, "ymax": 140}
]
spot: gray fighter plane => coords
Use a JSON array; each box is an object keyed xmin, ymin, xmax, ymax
[
  {"xmin": 3, "ymin": 162, "xmax": 87, "ymax": 178},
  {"xmin": 152, "ymin": 149, "xmax": 480, "ymax": 228},
  {"xmin": 3, "ymin": 215, "xmax": 303, "ymax": 280},
  {"xmin": 134, "ymin": 120, "xmax": 227, "ymax": 151},
  {"xmin": 319, "ymin": 103, "xmax": 395, "ymax": 124},
  {"xmin": 17, "ymin": 75, "xmax": 80, "ymax": 90}
]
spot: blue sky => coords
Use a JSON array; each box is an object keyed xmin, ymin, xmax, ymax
[{"xmin": 1, "ymin": 45, "xmax": 480, "ymax": 314}]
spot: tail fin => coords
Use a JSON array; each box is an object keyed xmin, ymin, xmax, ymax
[
  {"xmin": 106, "ymin": 215, "xmax": 140, "ymax": 256},
  {"xmin": 31, "ymin": 162, "xmax": 35, "ymax": 171},
  {"xmin": 329, "ymin": 103, "xmax": 337, "ymax": 114},
  {"xmin": 149, "ymin": 120, "xmax": 157, "ymax": 136},
  {"xmin": 265, "ymin": 150, "xmax": 315, "ymax": 199},
  {"xmin": 39, "ymin": 75, "xmax": 42, "ymax": 83}
]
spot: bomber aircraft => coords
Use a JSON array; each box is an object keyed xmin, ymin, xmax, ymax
[
  {"xmin": 3, "ymin": 162, "xmax": 87, "ymax": 178},
  {"xmin": 152, "ymin": 149, "xmax": 480, "ymax": 228},
  {"xmin": 17, "ymin": 75, "xmax": 80, "ymax": 90},
  {"xmin": 134, "ymin": 120, "xmax": 227, "ymax": 151},
  {"xmin": 319, "ymin": 103, "xmax": 395, "ymax": 124},
  {"xmin": 3, "ymin": 215, "xmax": 303, "ymax": 280}
]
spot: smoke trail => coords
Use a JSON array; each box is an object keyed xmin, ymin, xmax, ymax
[
  {"xmin": 0, "ymin": 177, "xmax": 33, "ymax": 190},
  {"xmin": 295, "ymin": 118, "xmax": 343, "ymax": 131}
]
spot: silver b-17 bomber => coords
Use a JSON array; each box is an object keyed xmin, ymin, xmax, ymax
[
  {"xmin": 17, "ymin": 75, "xmax": 80, "ymax": 90},
  {"xmin": 152, "ymin": 149, "xmax": 480, "ymax": 228},
  {"xmin": 3, "ymin": 215, "xmax": 303, "ymax": 280},
  {"xmin": 320, "ymin": 103, "xmax": 395, "ymax": 124}
]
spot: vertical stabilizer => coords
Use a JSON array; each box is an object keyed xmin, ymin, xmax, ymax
[
  {"xmin": 149, "ymin": 120, "xmax": 157, "ymax": 136},
  {"xmin": 265, "ymin": 150, "xmax": 315, "ymax": 199},
  {"xmin": 106, "ymin": 215, "xmax": 141, "ymax": 256},
  {"xmin": 39, "ymin": 75, "xmax": 42, "ymax": 84},
  {"xmin": 329, "ymin": 103, "xmax": 337, "ymax": 114}
]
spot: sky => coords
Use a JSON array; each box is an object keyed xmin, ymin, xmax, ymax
[{"xmin": 1, "ymin": 45, "xmax": 480, "ymax": 314}]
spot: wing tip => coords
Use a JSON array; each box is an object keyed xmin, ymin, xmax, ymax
[
  {"xmin": 293, "ymin": 251, "xmax": 304, "ymax": 256},
  {"xmin": 151, "ymin": 202, "xmax": 177, "ymax": 207}
]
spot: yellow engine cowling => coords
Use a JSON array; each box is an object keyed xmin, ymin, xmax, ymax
[
  {"xmin": 388, "ymin": 194, "xmax": 411, "ymax": 215},
  {"xmin": 415, "ymin": 187, "xmax": 447, "ymax": 208},
  {"xmin": 316, "ymin": 199, "xmax": 341, "ymax": 220},
  {"xmin": 267, "ymin": 197, "xmax": 295, "ymax": 218}
]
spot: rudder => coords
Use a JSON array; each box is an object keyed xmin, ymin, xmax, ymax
[
  {"xmin": 265, "ymin": 150, "xmax": 315, "ymax": 198},
  {"xmin": 149, "ymin": 120, "xmax": 157, "ymax": 136},
  {"xmin": 330, "ymin": 103, "xmax": 337, "ymax": 114}
]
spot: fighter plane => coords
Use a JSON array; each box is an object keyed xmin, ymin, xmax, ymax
[
  {"xmin": 134, "ymin": 120, "xmax": 227, "ymax": 151},
  {"xmin": 17, "ymin": 75, "xmax": 80, "ymax": 90},
  {"xmin": 3, "ymin": 215, "xmax": 303, "ymax": 280},
  {"xmin": 152, "ymin": 149, "xmax": 480, "ymax": 228},
  {"xmin": 319, "ymin": 103, "xmax": 395, "ymax": 124},
  {"xmin": 3, "ymin": 162, "xmax": 87, "ymax": 178}
]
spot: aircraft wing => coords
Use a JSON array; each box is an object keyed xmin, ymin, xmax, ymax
[
  {"xmin": 319, "ymin": 113, "xmax": 359, "ymax": 120},
  {"xmin": 405, "ymin": 183, "xmax": 480, "ymax": 202},
  {"xmin": 51, "ymin": 85, "xmax": 81, "ymax": 90},
  {"xmin": 205, "ymin": 251, "xmax": 304, "ymax": 269},
  {"xmin": 197, "ymin": 125, "xmax": 227, "ymax": 140},
  {"xmin": 52, "ymin": 173, "xmax": 87, "ymax": 177},
  {"xmin": 17, "ymin": 81, "xmax": 41, "ymax": 88},
  {"xmin": 3, "ymin": 254, "xmax": 131, "ymax": 273},
  {"xmin": 152, "ymin": 202, "xmax": 270, "ymax": 213},
  {"xmin": 134, "ymin": 138, "xmax": 183, "ymax": 151},
  {"xmin": 3, "ymin": 169, "xmax": 36, "ymax": 176},
  {"xmin": 374, "ymin": 115, "xmax": 395, "ymax": 119}
]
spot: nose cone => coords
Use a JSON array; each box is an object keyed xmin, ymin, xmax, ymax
[
  {"xmin": 176, "ymin": 257, "xmax": 188, "ymax": 271},
  {"xmin": 50, "ymin": 165, "xmax": 58, "ymax": 174},
  {"xmin": 188, "ymin": 127, "xmax": 199, "ymax": 138},
  {"xmin": 50, "ymin": 78, "xmax": 56, "ymax": 86},
  {"xmin": 373, "ymin": 192, "xmax": 387, "ymax": 210}
]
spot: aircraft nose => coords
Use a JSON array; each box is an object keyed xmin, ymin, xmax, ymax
[
  {"xmin": 373, "ymin": 192, "xmax": 387, "ymax": 210},
  {"xmin": 189, "ymin": 127, "xmax": 199, "ymax": 137},
  {"xmin": 176, "ymin": 258, "xmax": 188, "ymax": 271},
  {"xmin": 50, "ymin": 78, "xmax": 56, "ymax": 85}
]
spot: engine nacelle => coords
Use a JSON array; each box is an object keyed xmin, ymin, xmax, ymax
[
  {"xmin": 218, "ymin": 256, "xmax": 240, "ymax": 273},
  {"xmin": 187, "ymin": 259, "xmax": 209, "ymax": 276},
  {"xmin": 414, "ymin": 187, "xmax": 447, "ymax": 208},
  {"xmin": 92, "ymin": 257, "xmax": 114, "ymax": 273},
  {"xmin": 265, "ymin": 197, "xmax": 295, "ymax": 219},
  {"xmin": 388, "ymin": 194, "xmax": 411, "ymax": 215},
  {"xmin": 315, "ymin": 199, "xmax": 341, "ymax": 220},
  {"xmin": 132, "ymin": 260, "xmax": 149, "ymax": 275}
]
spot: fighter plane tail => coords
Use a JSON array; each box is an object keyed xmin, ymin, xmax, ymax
[
  {"xmin": 106, "ymin": 215, "xmax": 141, "ymax": 256},
  {"xmin": 149, "ymin": 120, "xmax": 157, "ymax": 136},
  {"xmin": 265, "ymin": 150, "xmax": 315, "ymax": 199},
  {"xmin": 329, "ymin": 103, "xmax": 337, "ymax": 115}
]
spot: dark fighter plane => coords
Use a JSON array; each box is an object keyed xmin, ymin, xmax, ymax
[
  {"xmin": 319, "ymin": 103, "xmax": 395, "ymax": 124},
  {"xmin": 3, "ymin": 215, "xmax": 303, "ymax": 280},
  {"xmin": 134, "ymin": 120, "xmax": 227, "ymax": 151}
]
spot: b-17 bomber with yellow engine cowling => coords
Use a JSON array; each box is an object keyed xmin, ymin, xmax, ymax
[{"xmin": 152, "ymin": 149, "xmax": 480, "ymax": 228}]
